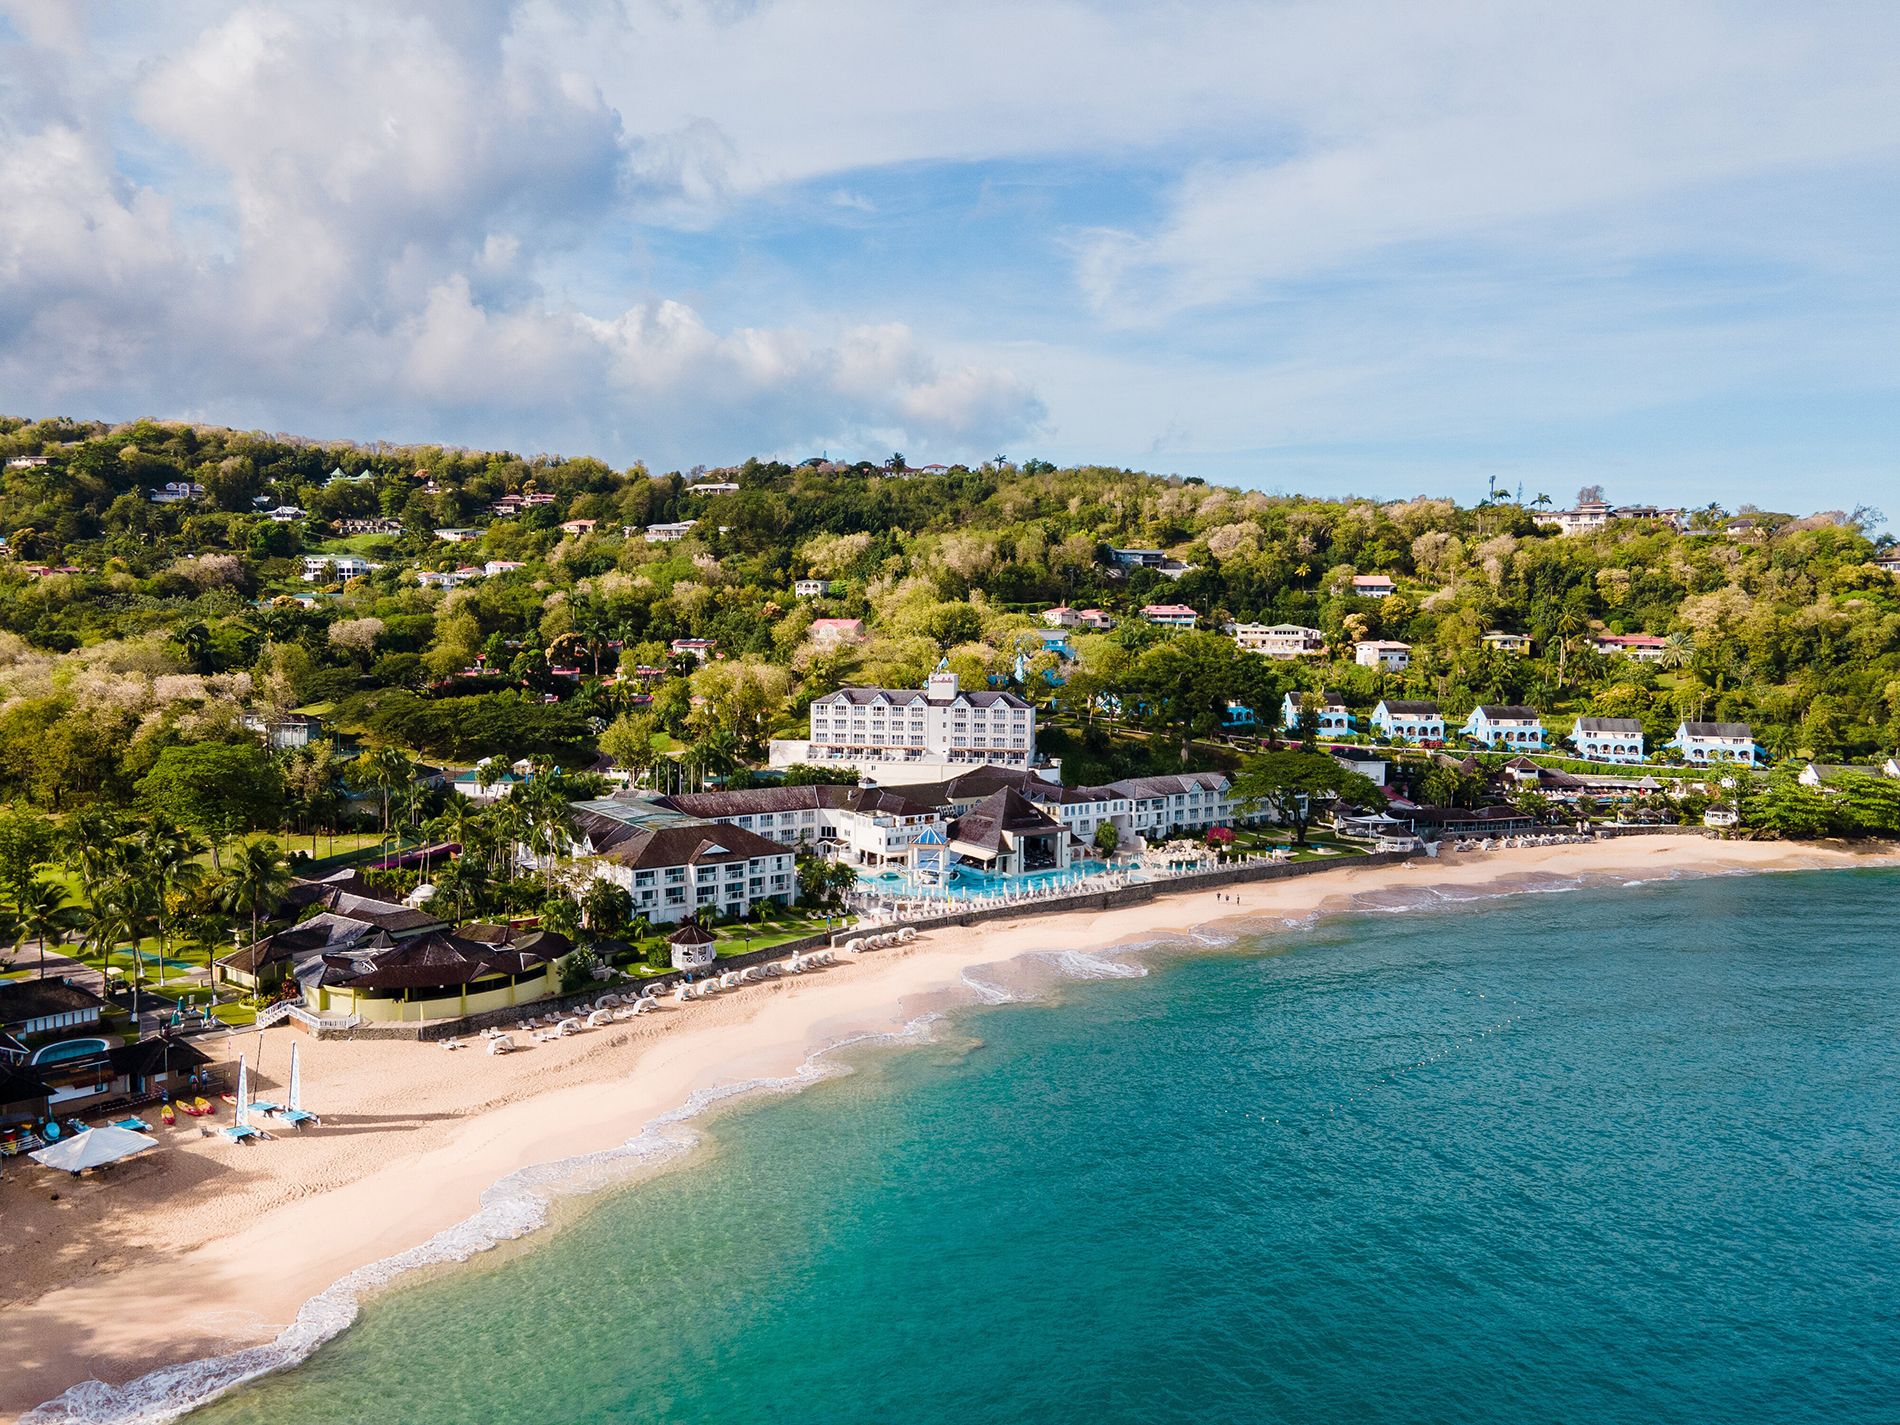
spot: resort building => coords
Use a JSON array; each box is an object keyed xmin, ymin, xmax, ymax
[
  {"xmin": 1281, "ymin": 689, "xmax": 1353, "ymax": 735},
  {"xmin": 686, "ymin": 481, "xmax": 741, "ymax": 495},
  {"xmin": 1105, "ymin": 772, "xmax": 1256, "ymax": 839},
  {"xmin": 1569, "ymin": 717, "xmax": 1647, "ymax": 764},
  {"xmin": 794, "ymin": 578, "xmax": 833, "ymax": 597},
  {"xmin": 781, "ymin": 670, "xmax": 1037, "ymax": 775},
  {"xmin": 1141, "ymin": 603, "xmax": 1199, "ymax": 629},
  {"xmin": 1481, "ymin": 631, "xmax": 1532, "ymax": 655},
  {"xmin": 1462, "ymin": 705, "xmax": 1546, "ymax": 750},
  {"xmin": 1595, "ymin": 633, "xmax": 1669, "ymax": 662},
  {"xmin": 264, "ymin": 504, "xmax": 306, "ymax": 523},
  {"xmin": 652, "ymin": 785, "xmax": 945, "ymax": 870},
  {"xmin": 559, "ymin": 518, "xmax": 599, "ymax": 536},
  {"xmin": 670, "ymin": 638, "xmax": 717, "ymax": 661},
  {"xmin": 1667, "ymin": 721, "xmax": 1760, "ymax": 766},
  {"xmin": 306, "ymin": 927, "xmax": 570, "ymax": 1024},
  {"xmin": 432, "ymin": 527, "xmax": 484, "ymax": 543},
  {"xmin": 645, "ymin": 521, "xmax": 697, "ymax": 542},
  {"xmin": 1350, "ymin": 573, "xmax": 1396, "ymax": 599},
  {"xmin": 945, "ymin": 788, "xmax": 1070, "ymax": 877},
  {"xmin": 1, "ymin": 1035, "xmax": 210, "ymax": 1127},
  {"xmin": 1234, "ymin": 623, "xmax": 1326, "ymax": 658},
  {"xmin": 0, "ymin": 979, "xmax": 107, "ymax": 1040},
  {"xmin": 1371, "ymin": 700, "xmax": 1445, "ymax": 743},
  {"xmin": 1108, "ymin": 547, "xmax": 1168, "ymax": 569},
  {"xmin": 148, "ymin": 480, "xmax": 205, "ymax": 504},
  {"xmin": 215, "ymin": 885, "xmax": 450, "ymax": 992},
  {"xmin": 559, "ymin": 802, "xmax": 799, "ymax": 922},
  {"xmin": 1874, "ymin": 549, "xmax": 1900, "ymax": 575},
  {"xmin": 1354, "ymin": 639, "xmax": 1412, "ymax": 671}
]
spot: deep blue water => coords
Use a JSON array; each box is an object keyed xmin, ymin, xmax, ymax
[{"xmin": 189, "ymin": 869, "xmax": 1900, "ymax": 1425}]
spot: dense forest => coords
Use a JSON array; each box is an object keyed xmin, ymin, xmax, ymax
[{"xmin": 0, "ymin": 414, "xmax": 1894, "ymax": 827}]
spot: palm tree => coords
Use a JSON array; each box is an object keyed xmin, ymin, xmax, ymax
[
  {"xmin": 1658, "ymin": 632, "xmax": 1696, "ymax": 671},
  {"xmin": 16, "ymin": 875, "xmax": 77, "ymax": 979},
  {"xmin": 357, "ymin": 744, "xmax": 416, "ymax": 834},
  {"xmin": 144, "ymin": 819, "xmax": 208, "ymax": 987},
  {"xmin": 218, "ymin": 838, "xmax": 294, "ymax": 951}
]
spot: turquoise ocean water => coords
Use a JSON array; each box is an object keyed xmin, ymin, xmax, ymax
[{"xmin": 164, "ymin": 870, "xmax": 1900, "ymax": 1423}]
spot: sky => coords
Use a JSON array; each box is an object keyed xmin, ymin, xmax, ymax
[{"xmin": 1, "ymin": 0, "xmax": 1897, "ymax": 513}]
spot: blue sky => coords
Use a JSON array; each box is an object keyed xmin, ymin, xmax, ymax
[{"xmin": 1, "ymin": 1, "xmax": 1896, "ymax": 516}]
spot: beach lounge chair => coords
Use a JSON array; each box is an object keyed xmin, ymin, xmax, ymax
[{"xmin": 488, "ymin": 1035, "xmax": 515, "ymax": 1055}]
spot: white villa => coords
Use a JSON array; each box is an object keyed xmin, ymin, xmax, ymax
[
  {"xmin": 1462, "ymin": 705, "xmax": 1546, "ymax": 750},
  {"xmin": 776, "ymin": 670, "xmax": 1037, "ymax": 775},
  {"xmin": 645, "ymin": 521, "xmax": 697, "ymax": 542},
  {"xmin": 794, "ymin": 578, "xmax": 833, "ymax": 598},
  {"xmin": 1350, "ymin": 573, "xmax": 1396, "ymax": 599},
  {"xmin": 1141, "ymin": 603, "xmax": 1199, "ymax": 628},
  {"xmin": 1234, "ymin": 623, "xmax": 1326, "ymax": 658},
  {"xmin": 1569, "ymin": 717, "xmax": 1646, "ymax": 764},
  {"xmin": 1354, "ymin": 640, "xmax": 1411, "ymax": 671},
  {"xmin": 302, "ymin": 554, "xmax": 379, "ymax": 581},
  {"xmin": 1596, "ymin": 633, "xmax": 1669, "ymax": 662},
  {"xmin": 1371, "ymin": 700, "xmax": 1444, "ymax": 743},
  {"xmin": 1481, "ymin": 631, "xmax": 1532, "ymax": 655},
  {"xmin": 1281, "ymin": 689, "xmax": 1353, "ymax": 735},
  {"xmin": 1667, "ymin": 721, "xmax": 1759, "ymax": 766}
]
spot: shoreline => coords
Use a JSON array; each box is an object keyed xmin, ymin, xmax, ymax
[{"xmin": 5, "ymin": 837, "xmax": 1894, "ymax": 1424}]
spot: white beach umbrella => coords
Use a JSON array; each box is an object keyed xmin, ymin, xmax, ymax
[{"xmin": 31, "ymin": 1125, "xmax": 158, "ymax": 1174}]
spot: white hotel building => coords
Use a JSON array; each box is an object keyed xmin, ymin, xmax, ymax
[{"xmin": 771, "ymin": 670, "xmax": 1037, "ymax": 777}]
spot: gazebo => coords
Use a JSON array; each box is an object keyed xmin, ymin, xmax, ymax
[{"xmin": 668, "ymin": 922, "xmax": 717, "ymax": 973}]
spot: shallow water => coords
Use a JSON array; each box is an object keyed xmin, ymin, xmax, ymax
[{"xmin": 103, "ymin": 870, "xmax": 1900, "ymax": 1422}]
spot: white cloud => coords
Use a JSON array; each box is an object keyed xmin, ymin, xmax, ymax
[{"xmin": 0, "ymin": 0, "xmax": 1048, "ymax": 463}]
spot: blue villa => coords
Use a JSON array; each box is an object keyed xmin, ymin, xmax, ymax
[
  {"xmin": 1461, "ymin": 705, "xmax": 1546, "ymax": 750},
  {"xmin": 1281, "ymin": 689, "xmax": 1353, "ymax": 735}
]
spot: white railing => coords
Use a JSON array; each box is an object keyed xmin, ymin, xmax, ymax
[
  {"xmin": 288, "ymin": 1007, "xmax": 361, "ymax": 1034},
  {"xmin": 255, "ymin": 1001, "xmax": 296, "ymax": 1029}
]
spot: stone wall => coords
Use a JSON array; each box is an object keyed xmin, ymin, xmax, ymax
[{"xmin": 315, "ymin": 932, "xmax": 837, "ymax": 1042}]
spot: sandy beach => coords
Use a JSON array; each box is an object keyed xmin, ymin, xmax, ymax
[{"xmin": 2, "ymin": 835, "xmax": 1891, "ymax": 1423}]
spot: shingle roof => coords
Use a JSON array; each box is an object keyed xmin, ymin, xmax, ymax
[
  {"xmin": 0, "ymin": 978, "xmax": 108, "ymax": 1026},
  {"xmin": 1474, "ymin": 705, "xmax": 1541, "ymax": 721},
  {"xmin": 1105, "ymin": 772, "xmax": 1229, "ymax": 800},
  {"xmin": 1574, "ymin": 717, "xmax": 1643, "ymax": 734},
  {"xmin": 949, "ymin": 788, "xmax": 1062, "ymax": 854},
  {"xmin": 1680, "ymin": 721, "xmax": 1753, "ymax": 739},
  {"xmin": 658, "ymin": 785, "xmax": 935, "ymax": 820},
  {"xmin": 1378, "ymin": 700, "xmax": 1441, "ymax": 716},
  {"xmin": 319, "ymin": 929, "xmax": 570, "ymax": 992},
  {"xmin": 319, "ymin": 889, "xmax": 446, "ymax": 935},
  {"xmin": 596, "ymin": 822, "xmax": 791, "ymax": 870}
]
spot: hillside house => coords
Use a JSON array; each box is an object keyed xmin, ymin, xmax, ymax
[
  {"xmin": 1667, "ymin": 721, "xmax": 1759, "ymax": 766},
  {"xmin": 1281, "ymin": 689, "xmax": 1353, "ymax": 735},
  {"xmin": 1354, "ymin": 640, "xmax": 1411, "ymax": 671},
  {"xmin": 1569, "ymin": 717, "xmax": 1646, "ymax": 764},
  {"xmin": 1371, "ymin": 700, "xmax": 1444, "ymax": 743},
  {"xmin": 1461, "ymin": 705, "xmax": 1546, "ymax": 750}
]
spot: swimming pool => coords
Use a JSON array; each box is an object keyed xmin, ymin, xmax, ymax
[
  {"xmin": 861, "ymin": 860, "xmax": 1127, "ymax": 900},
  {"xmin": 29, "ymin": 1037, "xmax": 111, "ymax": 1066}
]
